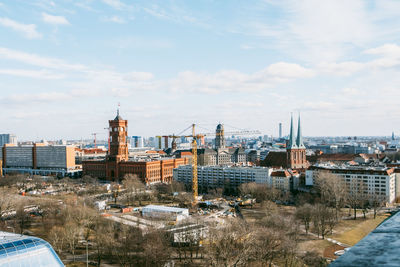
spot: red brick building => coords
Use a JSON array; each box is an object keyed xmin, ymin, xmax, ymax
[
  {"xmin": 82, "ymin": 111, "xmax": 189, "ymax": 183},
  {"xmin": 261, "ymin": 114, "xmax": 308, "ymax": 170}
]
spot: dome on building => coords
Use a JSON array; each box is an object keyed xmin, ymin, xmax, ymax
[{"xmin": 216, "ymin": 123, "xmax": 223, "ymax": 131}]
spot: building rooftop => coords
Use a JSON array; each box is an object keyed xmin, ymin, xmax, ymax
[
  {"xmin": 0, "ymin": 231, "xmax": 63, "ymax": 266},
  {"xmin": 331, "ymin": 211, "xmax": 400, "ymax": 266},
  {"xmin": 143, "ymin": 205, "xmax": 188, "ymax": 213}
]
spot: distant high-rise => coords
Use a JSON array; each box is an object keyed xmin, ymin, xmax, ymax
[
  {"xmin": 279, "ymin": 123, "xmax": 282, "ymax": 139},
  {"xmin": 0, "ymin": 134, "xmax": 17, "ymax": 147},
  {"xmin": 215, "ymin": 123, "xmax": 225, "ymax": 149},
  {"xmin": 392, "ymin": 132, "xmax": 395, "ymax": 140}
]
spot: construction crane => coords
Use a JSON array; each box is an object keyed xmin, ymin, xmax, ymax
[
  {"xmin": 160, "ymin": 124, "xmax": 260, "ymax": 206},
  {"xmin": 91, "ymin": 133, "xmax": 100, "ymax": 148}
]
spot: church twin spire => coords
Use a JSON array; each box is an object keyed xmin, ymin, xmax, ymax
[{"xmin": 288, "ymin": 113, "xmax": 305, "ymax": 149}]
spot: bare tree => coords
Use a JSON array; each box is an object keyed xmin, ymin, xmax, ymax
[
  {"xmin": 206, "ymin": 220, "xmax": 253, "ymax": 266},
  {"xmin": 14, "ymin": 202, "xmax": 31, "ymax": 234},
  {"xmin": 238, "ymin": 182, "xmax": 279, "ymax": 203},
  {"xmin": 92, "ymin": 216, "xmax": 114, "ymax": 266},
  {"xmin": 249, "ymin": 226, "xmax": 283, "ymax": 266},
  {"xmin": 49, "ymin": 226, "xmax": 66, "ymax": 255},
  {"xmin": 141, "ymin": 230, "xmax": 172, "ymax": 266},
  {"xmin": 311, "ymin": 204, "xmax": 336, "ymax": 239},
  {"xmin": 0, "ymin": 187, "xmax": 15, "ymax": 231},
  {"xmin": 123, "ymin": 174, "xmax": 145, "ymax": 205},
  {"xmin": 346, "ymin": 180, "xmax": 368, "ymax": 220},
  {"xmin": 315, "ymin": 171, "xmax": 347, "ymax": 220},
  {"xmin": 64, "ymin": 221, "xmax": 81, "ymax": 262},
  {"xmin": 296, "ymin": 204, "xmax": 313, "ymax": 234},
  {"xmin": 370, "ymin": 193, "xmax": 386, "ymax": 219}
]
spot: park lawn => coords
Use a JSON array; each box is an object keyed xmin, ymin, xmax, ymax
[{"xmin": 330, "ymin": 214, "xmax": 388, "ymax": 246}]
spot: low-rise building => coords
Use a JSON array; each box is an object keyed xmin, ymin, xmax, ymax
[
  {"xmin": 165, "ymin": 223, "xmax": 208, "ymax": 245},
  {"xmin": 270, "ymin": 169, "xmax": 300, "ymax": 191},
  {"xmin": 142, "ymin": 205, "xmax": 189, "ymax": 221}
]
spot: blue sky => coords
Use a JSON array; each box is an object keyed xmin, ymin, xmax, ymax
[{"xmin": 1, "ymin": 0, "xmax": 400, "ymax": 140}]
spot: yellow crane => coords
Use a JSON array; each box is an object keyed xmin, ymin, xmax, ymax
[{"xmin": 160, "ymin": 124, "xmax": 260, "ymax": 206}]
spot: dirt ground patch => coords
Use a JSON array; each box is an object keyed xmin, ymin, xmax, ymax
[
  {"xmin": 323, "ymin": 244, "xmax": 345, "ymax": 260},
  {"xmin": 298, "ymin": 238, "xmax": 332, "ymax": 256}
]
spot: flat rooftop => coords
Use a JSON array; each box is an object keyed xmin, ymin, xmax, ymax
[
  {"xmin": 143, "ymin": 205, "xmax": 188, "ymax": 213},
  {"xmin": 331, "ymin": 211, "xmax": 400, "ymax": 266}
]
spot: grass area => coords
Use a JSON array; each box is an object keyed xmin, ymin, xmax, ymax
[{"xmin": 329, "ymin": 215, "xmax": 388, "ymax": 246}]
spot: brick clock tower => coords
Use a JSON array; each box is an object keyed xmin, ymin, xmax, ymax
[
  {"xmin": 106, "ymin": 109, "xmax": 128, "ymax": 180},
  {"xmin": 286, "ymin": 114, "xmax": 308, "ymax": 170}
]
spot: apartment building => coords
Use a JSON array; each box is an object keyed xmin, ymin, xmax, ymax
[
  {"xmin": 306, "ymin": 164, "xmax": 397, "ymax": 203},
  {"xmin": 173, "ymin": 165, "xmax": 272, "ymax": 192}
]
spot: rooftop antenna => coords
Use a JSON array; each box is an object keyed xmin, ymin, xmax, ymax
[{"xmin": 117, "ymin": 102, "xmax": 120, "ymax": 116}]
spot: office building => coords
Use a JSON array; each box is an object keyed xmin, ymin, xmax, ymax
[
  {"xmin": 0, "ymin": 134, "xmax": 17, "ymax": 147},
  {"xmin": 1, "ymin": 143, "xmax": 77, "ymax": 177}
]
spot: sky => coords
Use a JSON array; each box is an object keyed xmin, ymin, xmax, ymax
[{"xmin": 1, "ymin": 0, "xmax": 400, "ymax": 140}]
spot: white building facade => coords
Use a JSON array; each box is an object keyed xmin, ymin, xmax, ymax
[
  {"xmin": 306, "ymin": 165, "xmax": 397, "ymax": 203},
  {"xmin": 173, "ymin": 165, "xmax": 272, "ymax": 191}
]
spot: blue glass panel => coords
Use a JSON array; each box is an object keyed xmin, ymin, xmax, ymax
[
  {"xmin": 22, "ymin": 239, "xmax": 34, "ymax": 244},
  {"xmin": 25, "ymin": 242, "xmax": 35, "ymax": 249},
  {"xmin": 5, "ymin": 247, "xmax": 16, "ymax": 253},
  {"xmin": 13, "ymin": 240, "xmax": 24, "ymax": 246},
  {"xmin": 2, "ymin": 243, "xmax": 14, "ymax": 249},
  {"xmin": 15, "ymin": 245, "xmax": 26, "ymax": 253}
]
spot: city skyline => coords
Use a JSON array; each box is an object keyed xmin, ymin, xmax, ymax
[{"xmin": 1, "ymin": 0, "xmax": 400, "ymax": 139}]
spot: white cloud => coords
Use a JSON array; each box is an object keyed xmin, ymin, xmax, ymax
[
  {"xmin": 319, "ymin": 61, "xmax": 365, "ymax": 76},
  {"xmin": 167, "ymin": 62, "xmax": 314, "ymax": 94},
  {"xmin": 0, "ymin": 17, "xmax": 41, "ymax": 39},
  {"xmin": 124, "ymin": 71, "xmax": 154, "ymax": 81},
  {"xmin": 263, "ymin": 62, "xmax": 315, "ymax": 78},
  {"xmin": 0, "ymin": 69, "xmax": 64, "ymax": 79},
  {"xmin": 0, "ymin": 47, "xmax": 87, "ymax": 71},
  {"xmin": 2, "ymin": 92, "xmax": 70, "ymax": 104},
  {"xmin": 42, "ymin": 13, "xmax": 70, "ymax": 25},
  {"xmin": 105, "ymin": 16, "xmax": 126, "ymax": 24},
  {"xmin": 102, "ymin": 0, "xmax": 126, "ymax": 10},
  {"xmin": 341, "ymin": 88, "xmax": 361, "ymax": 96},
  {"xmin": 364, "ymin": 43, "xmax": 400, "ymax": 57}
]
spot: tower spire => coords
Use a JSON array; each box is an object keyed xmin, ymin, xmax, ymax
[
  {"xmin": 296, "ymin": 113, "xmax": 305, "ymax": 148},
  {"xmin": 114, "ymin": 102, "xmax": 123, "ymax": 121},
  {"xmin": 288, "ymin": 113, "xmax": 297, "ymax": 149}
]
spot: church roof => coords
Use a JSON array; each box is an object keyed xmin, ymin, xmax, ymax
[
  {"xmin": 261, "ymin": 151, "xmax": 287, "ymax": 168},
  {"xmin": 296, "ymin": 115, "xmax": 305, "ymax": 148},
  {"xmin": 288, "ymin": 114, "xmax": 297, "ymax": 149}
]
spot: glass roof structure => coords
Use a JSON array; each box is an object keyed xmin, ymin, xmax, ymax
[{"xmin": 0, "ymin": 231, "xmax": 64, "ymax": 267}]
